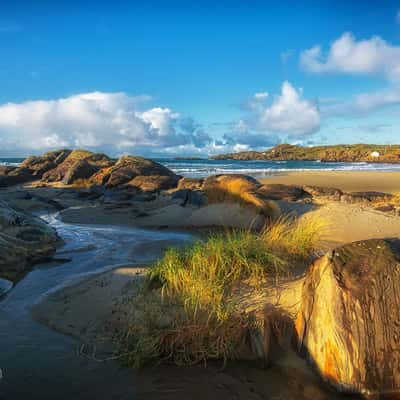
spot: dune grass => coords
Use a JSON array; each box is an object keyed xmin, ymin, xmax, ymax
[{"xmin": 117, "ymin": 214, "xmax": 326, "ymax": 367}]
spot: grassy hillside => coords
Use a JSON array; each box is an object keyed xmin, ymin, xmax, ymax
[{"xmin": 212, "ymin": 144, "xmax": 400, "ymax": 163}]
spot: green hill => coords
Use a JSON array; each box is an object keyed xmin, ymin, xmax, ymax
[{"xmin": 212, "ymin": 144, "xmax": 400, "ymax": 163}]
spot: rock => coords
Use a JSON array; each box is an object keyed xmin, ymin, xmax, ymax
[
  {"xmin": 296, "ymin": 239, "xmax": 400, "ymax": 396},
  {"xmin": 21, "ymin": 149, "xmax": 71, "ymax": 176},
  {"xmin": 91, "ymin": 155, "xmax": 180, "ymax": 191},
  {"xmin": 303, "ymin": 185, "xmax": 343, "ymax": 201},
  {"xmin": 61, "ymin": 153, "xmax": 114, "ymax": 185},
  {"xmin": 171, "ymin": 189, "xmax": 206, "ymax": 207},
  {"xmin": 42, "ymin": 150, "xmax": 113, "ymax": 183},
  {"xmin": 0, "ymin": 150, "xmax": 72, "ymax": 187},
  {"xmin": 258, "ymin": 184, "xmax": 311, "ymax": 202},
  {"xmin": 0, "ymin": 200, "xmax": 58, "ymax": 282},
  {"xmin": 177, "ymin": 177, "xmax": 204, "ymax": 190},
  {"xmin": 0, "ymin": 166, "xmax": 36, "ymax": 187},
  {"xmin": 0, "ymin": 277, "xmax": 13, "ymax": 297},
  {"xmin": 128, "ymin": 175, "xmax": 179, "ymax": 192},
  {"xmin": 340, "ymin": 191, "xmax": 393, "ymax": 205},
  {"xmin": 374, "ymin": 204, "xmax": 396, "ymax": 213},
  {"xmin": 202, "ymin": 174, "xmax": 280, "ymax": 218}
]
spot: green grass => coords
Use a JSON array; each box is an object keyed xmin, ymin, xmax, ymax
[{"xmin": 117, "ymin": 215, "xmax": 326, "ymax": 367}]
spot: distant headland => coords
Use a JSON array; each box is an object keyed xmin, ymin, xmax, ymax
[{"xmin": 212, "ymin": 143, "xmax": 400, "ymax": 163}]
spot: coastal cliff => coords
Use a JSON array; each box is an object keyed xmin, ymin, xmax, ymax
[{"xmin": 212, "ymin": 143, "xmax": 400, "ymax": 163}]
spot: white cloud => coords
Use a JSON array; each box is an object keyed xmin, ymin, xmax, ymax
[
  {"xmin": 255, "ymin": 81, "xmax": 320, "ymax": 136},
  {"xmin": 0, "ymin": 92, "xmax": 211, "ymax": 155},
  {"xmin": 300, "ymin": 32, "xmax": 400, "ymax": 81},
  {"xmin": 223, "ymin": 81, "xmax": 320, "ymax": 149},
  {"xmin": 321, "ymin": 87, "xmax": 400, "ymax": 116}
]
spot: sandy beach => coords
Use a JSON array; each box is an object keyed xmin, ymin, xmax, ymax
[
  {"xmin": 260, "ymin": 170, "xmax": 400, "ymax": 193},
  {"xmin": 33, "ymin": 171, "xmax": 400, "ymax": 337}
]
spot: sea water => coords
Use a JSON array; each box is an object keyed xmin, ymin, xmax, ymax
[{"xmin": 3, "ymin": 157, "xmax": 400, "ymax": 178}]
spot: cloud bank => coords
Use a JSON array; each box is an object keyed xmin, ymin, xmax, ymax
[{"xmin": 0, "ymin": 92, "xmax": 212, "ymax": 156}]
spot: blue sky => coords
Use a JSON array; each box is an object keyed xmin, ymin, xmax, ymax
[{"xmin": 1, "ymin": 0, "xmax": 400, "ymax": 156}]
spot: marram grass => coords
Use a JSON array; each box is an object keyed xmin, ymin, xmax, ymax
[{"xmin": 117, "ymin": 214, "xmax": 327, "ymax": 367}]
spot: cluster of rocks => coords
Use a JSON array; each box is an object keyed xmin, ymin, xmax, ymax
[
  {"xmin": 0, "ymin": 149, "xmax": 180, "ymax": 192},
  {"xmin": 0, "ymin": 200, "xmax": 58, "ymax": 288}
]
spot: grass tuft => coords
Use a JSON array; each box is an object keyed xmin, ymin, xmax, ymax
[{"xmin": 117, "ymin": 214, "xmax": 326, "ymax": 367}]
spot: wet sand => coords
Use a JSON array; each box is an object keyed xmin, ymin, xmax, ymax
[{"xmin": 260, "ymin": 170, "xmax": 400, "ymax": 193}]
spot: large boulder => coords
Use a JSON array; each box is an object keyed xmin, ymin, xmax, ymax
[
  {"xmin": 296, "ymin": 239, "xmax": 400, "ymax": 397},
  {"xmin": 61, "ymin": 153, "xmax": 114, "ymax": 185},
  {"xmin": 42, "ymin": 150, "xmax": 113, "ymax": 183},
  {"xmin": 91, "ymin": 155, "xmax": 180, "ymax": 191},
  {"xmin": 0, "ymin": 200, "xmax": 58, "ymax": 281},
  {"xmin": 0, "ymin": 149, "xmax": 71, "ymax": 187},
  {"xmin": 21, "ymin": 149, "xmax": 71, "ymax": 177}
]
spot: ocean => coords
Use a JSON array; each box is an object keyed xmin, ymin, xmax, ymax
[{"xmin": 2, "ymin": 157, "xmax": 400, "ymax": 178}]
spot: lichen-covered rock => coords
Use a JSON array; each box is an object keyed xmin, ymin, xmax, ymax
[
  {"xmin": 0, "ymin": 200, "xmax": 58, "ymax": 281},
  {"xmin": 296, "ymin": 239, "xmax": 400, "ymax": 397}
]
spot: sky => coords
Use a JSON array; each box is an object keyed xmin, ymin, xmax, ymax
[{"xmin": 1, "ymin": 0, "xmax": 400, "ymax": 157}]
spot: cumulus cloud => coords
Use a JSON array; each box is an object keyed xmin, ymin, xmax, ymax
[
  {"xmin": 300, "ymin": 32, "xmax": 400, "ymax": 81},
  {"xmin": 222, "ymin": 82, "xmax": 320, "ymax": 150},
  {"xmin": 252, "ymin": 81, "xmax": 320, "ymax": 136},
  {"xmin": 0, "ymin": 92, "xmax": 212, "ymax": 155}
]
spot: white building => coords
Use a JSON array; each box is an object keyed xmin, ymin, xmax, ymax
[{"xmin": 371, "ymin": 151, "xmax": 380, "ymax": 158}]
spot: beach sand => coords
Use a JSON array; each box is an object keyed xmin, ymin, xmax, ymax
[
  {"xmin": 30, "ymin": 171, "xmax": 400, "ymax": 399},
  {"xmin": 260, "ymin": 170, "xmax": 400, "ymax": 193}
]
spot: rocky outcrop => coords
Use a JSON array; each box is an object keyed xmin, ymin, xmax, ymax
[
  {"xmin": 42, "ymin": 150, "xmax": 113, "ymax": 184},
  {"xmin": 90, "ymin": 155, "xmax": 180, "ymax": 191},
  {"xmin": 0, "ymin": 150, "xmax": 180, "ymax": 193},
  {"xmin": 0, "ymin": 200, "xmax": 58, "ymax": 282},
  {"xmin": 296, "ymin": 239, "xmax": 400, "ymax": 396},
  {"xmin": 0, "ymin": 149, "xmax": 72, "ymax": 187},
  {"xmin": 21, "ymin": 149, "xmax": 71, "ymax": 177}
]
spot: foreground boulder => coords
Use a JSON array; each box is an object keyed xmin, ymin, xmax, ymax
[
  {"xmin": 296, "ymin": 239, "xmax": 400, "ymax": 397},
  {"xmin": 0, "ymin": 200, "xmax": 58, "ymax": 281}
]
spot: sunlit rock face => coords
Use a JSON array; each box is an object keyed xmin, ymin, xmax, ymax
[{"xmin": 296, "ymin": 239, "xmax": 400, "ymax": 397}]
